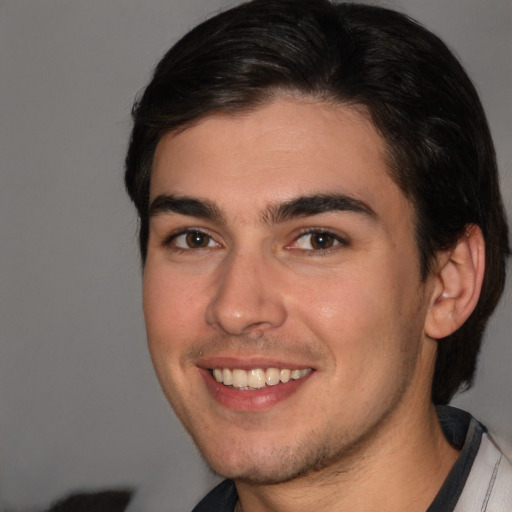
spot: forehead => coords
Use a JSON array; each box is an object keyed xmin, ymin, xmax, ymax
[{"xmin": 150, "ymin": 98, "xmax": 409, "ymax": 221}]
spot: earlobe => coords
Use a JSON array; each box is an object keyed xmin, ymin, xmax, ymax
[{"xmin": 424, "ymin": 224, "xmax": 485, "ymax": 340}]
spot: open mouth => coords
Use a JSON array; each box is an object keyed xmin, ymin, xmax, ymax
[{"xmin": 211, "ymin": 367, "xmax": 312, "ymax": 390}]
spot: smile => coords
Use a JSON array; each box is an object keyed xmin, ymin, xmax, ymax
[{"xmin": 211, "ymin": 367, "xmax": 312, "ymax": 390}]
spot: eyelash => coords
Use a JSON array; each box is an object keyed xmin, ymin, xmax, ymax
[
  {"xmin": 290, "ymin": 229, "xmax": 348, "ymax": 254},
  {"xmin": 162, "ymin": 227, "xmax": 348, "ymax": 254},
  {"xmin": 162, "ymin": 229, "xmax": 220, "ymax": 252}
]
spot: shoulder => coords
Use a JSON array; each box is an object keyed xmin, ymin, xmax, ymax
[
  {"xmin": 455, "ymin": 432, "xmax": 512, "ymax": 511},
  {"xmin": 432, "ymin": 406, "xmax": 512, "ymax": 511},
  {"xmin": 191, "ymin": 479, "xmax": 238, "ymax": 512}
]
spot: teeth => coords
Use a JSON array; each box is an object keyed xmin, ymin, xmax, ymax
[
  {"xmin": 211, "ymin": 367, "xmax": 311, "ymax": 389},
  {"xmin": 291, "ymin": 369, "xmax": 305, "ymax": 379},
  {"xmin": 222, "ymin": 368, "xmax": 233, "ymax": 386},
  {"xmin": 247, "ymin": 369, "xmax": 266, "ymax": 389},
  {"xmin": 232, "ymin": 369, "xmax": 248, "ymax": 388},
  {"xmin": 266, "ymin": 367, "xmax": 280, "ymax": 386},
  {"xmin": 280, "ymin": 368, "xmax": 291, "ymax": 383}
]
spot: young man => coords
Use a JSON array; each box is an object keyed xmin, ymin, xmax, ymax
[{"xmin": 125, "ymin": 1, "xmax": 511, "ymax": 510}]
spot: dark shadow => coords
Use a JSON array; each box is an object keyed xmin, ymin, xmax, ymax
[{"xmin": 43, "ymin": 489, "xmax": 132, "ymax": 512}]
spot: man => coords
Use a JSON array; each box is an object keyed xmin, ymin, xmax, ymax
[{"xmin": 125, "ymin": 0, "xmax": 511, "ymax": 510}]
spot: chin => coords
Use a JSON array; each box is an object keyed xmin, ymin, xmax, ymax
[
  {"xmin": 198, "ymin": 434, "xmax": 349, "ymax": 485},
  {"xmin": 208, "ymin": 455, "xmax": 306, "ymax": 485}
]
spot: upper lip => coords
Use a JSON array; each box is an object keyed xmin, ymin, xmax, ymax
[{"xmin": 196, "ymin": 356, "xmax": 315, "ymax": 371}]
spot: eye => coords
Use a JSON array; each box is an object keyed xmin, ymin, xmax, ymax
[
  {"xmin": 170, "ymin": 230, "xmax": 219, "ymax": 249},
  {"xmin": 292, "ymin": 230, "xmax": 345, "ymax": 251}
]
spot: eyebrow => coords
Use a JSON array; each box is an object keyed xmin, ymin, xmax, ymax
[
  {"xmin": 262, "ymin": 193, "xmax": 378, "ymax": 224},
  {"xmin": 149, "ymin": 194, "xmax": 225, "ymax": 223},
  {"xmin": 148, "ymin": 192, "xmax": 377, "ymax": 225}
]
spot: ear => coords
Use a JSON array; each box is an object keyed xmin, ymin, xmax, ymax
[{"xmin": 424, "ymin": 224, "xmax": 485, "ymax": 340}]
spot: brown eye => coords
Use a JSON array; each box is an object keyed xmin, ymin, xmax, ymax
[
  {"xmin": 171, "ymin": 230, "xmax": 217, "ymax": 249},
  {"xmin": 184, "ymin": 231, "xmax": 211, "ymax": 248},
  {"xmin": 310, "ymin": 232, "xmax": 336, "ymax": 250},
  {"xmin": 292, "ymin": 230, "xmax": 345, "ymax": 252}
]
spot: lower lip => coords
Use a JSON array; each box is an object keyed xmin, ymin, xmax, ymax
[{"xmin": 200, "ymin": 368, "xmax": 313, "ymax": 412}]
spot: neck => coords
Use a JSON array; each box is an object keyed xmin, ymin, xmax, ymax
[{"xmin": 235, "ymin": 403, "xmax": 459, "ymax": 512}]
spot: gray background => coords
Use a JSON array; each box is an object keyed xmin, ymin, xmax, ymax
[{"xmin": 1, "ymin": 0, "xmax": 510, "ymax": 511}]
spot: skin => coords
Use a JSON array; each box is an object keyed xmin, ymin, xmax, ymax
[{"xmin": 143, "ymin": 98, "xmax": 461, "ymax": 511}]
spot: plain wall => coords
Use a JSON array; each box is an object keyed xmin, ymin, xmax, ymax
[{"xmin": 1, "ymin": 1, "xmax": 510, "ymax": 511}]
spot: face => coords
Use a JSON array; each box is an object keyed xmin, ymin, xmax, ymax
[{"xmin": 143, "ymin": 98, "xmax": 437, "ymax": 483}]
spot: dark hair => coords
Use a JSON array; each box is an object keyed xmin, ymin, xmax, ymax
[{"xmin": 125, "ymin": 0, "xmax": 510, "ymax": 404}]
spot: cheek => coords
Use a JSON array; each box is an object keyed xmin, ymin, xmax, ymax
[
  {"xmin": 142, "ymin": 267, "xmax": 206, "ymax": 359},
  {"xmin": 297, "ymin": 269, "xmax": 386, "ymax": 337},
  {"xmin": 142, "ymin": 269, "xmax": 205, "ymax": 413},
  {"xmin": 295, "ymin": 265, "xmax": 422, "ymax": 371}
]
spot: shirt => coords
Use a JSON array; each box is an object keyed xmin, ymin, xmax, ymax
[{"xmin": 192, "ymin": 406, "xmax": 512, "ymax": 511}]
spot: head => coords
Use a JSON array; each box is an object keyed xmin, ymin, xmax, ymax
[
  {"xmin": 126, "ymin": 0, "xmax": 509, "ymax": 403},
  {"xmin": 125, "ymin": 0, "xmax": 509, "ymax": 406}
]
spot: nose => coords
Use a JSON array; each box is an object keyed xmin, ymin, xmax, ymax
[{"xmin": 205, "ymin": 250, "xmax": 287, "ymax": 336}]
